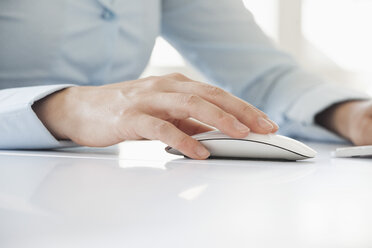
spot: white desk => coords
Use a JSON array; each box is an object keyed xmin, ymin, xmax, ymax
[{"xmin": 1, "ymin": 141, "xmax": 371, "ymax": 248}]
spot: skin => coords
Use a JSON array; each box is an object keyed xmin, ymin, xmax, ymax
[
  {"xmin": 315, "ymin": 100, "xmax": 372, "ymax": 146},
  {"xmin": 34, "ymin": 73, "xmax": 371, "ymax": 159},
  {"xmin": 32, "ymin": 73, "xmax": 279, "ymax": 159}
]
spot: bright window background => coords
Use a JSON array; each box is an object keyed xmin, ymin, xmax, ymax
[
  {"xmin": 144, "ymin": 0, "xmax": 372, "ymax": 94},
  {"xmin": 303, "ymin": 0, "xmax": 372, "ymax": 73},
  {"xmin": 242, "ymin": 0, "xmax": 279, "ymax": 41},
  {"xmin": 302, "ymin": 0, "xmax": 372, "ymax": 94}
]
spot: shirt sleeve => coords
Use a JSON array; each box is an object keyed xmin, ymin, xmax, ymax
[
  {"xmin": 161, "ymin": 0, "xmax": 370, "ymax": 142},
  {"xmin": 0, "ymin": 85, "xmax": 77, "ymax": 149}
]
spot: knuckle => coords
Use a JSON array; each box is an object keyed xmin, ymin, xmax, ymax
[
  {"xmin": 216, "ymin": 111, "xmax": 231, "ymax": 123},
  {"xmin": 205, "ymin": 85, "xmax": 225, "ymax": 98},
  {"xmin": 153, "ymin": 121, "xmax": 172, "ymax": 136},
  {"xmin": 183, "ymin": 94, "xmax": 200, "ymax": 106},
  {"xmin": 240, "ymin": 104, "xmax": 254, "ymax": 114},
  {"xmin": 144, "ymin": 76, "xmax": 162, "ymax": 90},
  {"xmin": 145, "ymin": 75, "xmax": 157, "ymax": 81},
  {"xmin": 169, "ymin": 72, "xmax": 186, "ymax": 79}
]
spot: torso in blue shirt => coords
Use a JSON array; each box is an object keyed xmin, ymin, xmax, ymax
[
  {"xmin": 0, "ymin": 0, "xmax": 160, "ymax": 88},
  {"xmin": 1, "ymin": 0, "xmax": 361, "ymax": 144}
]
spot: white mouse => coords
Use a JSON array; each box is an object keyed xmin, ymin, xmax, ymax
[{"xmin": 165, "ymin": 130, "xmax": 316, "ymax": 161}]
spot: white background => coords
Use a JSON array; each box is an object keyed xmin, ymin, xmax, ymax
[{"xmin": 143, "ymin": 0, "xmax": 372, "ymax": 95}]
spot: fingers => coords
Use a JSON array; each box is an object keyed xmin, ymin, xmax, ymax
[
  {"xmin": 172, "ymin": 118, "xmax": 214, "ymax": 136},
  {"xmin": 181, "ymin": 81, "xmax": 279, "ymax": 134},
  {"xmin": 154, "ymin": 74, "xmax": 278, "ymax": 134},
  {"xmin": 133, "ymin": 114, "xmax": 210, "ymax": 159},
  {"xmin": 141, "ymin": 92, "xmax": 251, "ymax": 138}
]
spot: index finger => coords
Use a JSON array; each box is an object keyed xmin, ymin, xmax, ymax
[{"xmin": 163, "ymin": 77, "xmax": 279, "ymax": 134}]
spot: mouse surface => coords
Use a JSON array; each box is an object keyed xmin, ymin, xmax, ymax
[{"xmin": 165, "ymin": 130, "xmax": 316, "ymax": 161}]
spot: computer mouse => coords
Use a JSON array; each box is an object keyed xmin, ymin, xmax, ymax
[{"xmin": 165, "ymin": 130, "xmax": 316, "ymax": 161}]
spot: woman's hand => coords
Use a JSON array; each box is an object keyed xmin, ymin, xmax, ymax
[
  {"xmin": 33, "ymin": 73, "xmax": 278, "ymax": 159},
  {"xmin": 316, "ymin": 100, "xmax": 372, "ymax": 145}
]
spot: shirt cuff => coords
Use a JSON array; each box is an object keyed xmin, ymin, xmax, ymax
[
  {"xmin": 0, "ymin": 85, "xmax": 77, "ymax": 149},
  {"xmin": 280, "ymin": 83, "xmax": 370, "ymax": 143}
]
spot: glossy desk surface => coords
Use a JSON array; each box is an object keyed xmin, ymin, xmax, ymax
[{"xmin": 1, "ymin": 141, "xmax": 371, "ymax": 248}]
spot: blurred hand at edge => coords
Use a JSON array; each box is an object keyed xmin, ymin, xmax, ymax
[{"xmin": 316, "ymin": 100, "xmax": 372, "ymax": 145}]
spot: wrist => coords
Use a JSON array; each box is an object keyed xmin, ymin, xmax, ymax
[
  {"xmin": 315, "ymin": 100, "xmax": 363, "ymax": 140},
  {"xmin": 32, "ymin": 87, "xmax": 74, "ymax": 140}
]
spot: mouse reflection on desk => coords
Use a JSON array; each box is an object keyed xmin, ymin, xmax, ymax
[{"xmin": 165, "ymin": 130, "xmax": 317, "ymax": 161}]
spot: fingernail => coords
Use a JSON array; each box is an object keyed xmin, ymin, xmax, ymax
[
  {"xmin": 270, "ymin": 120, "xmax": 279, "ymax": 130},
  {"xmin": 196, "ymin": 146, "xmax": 210, "ymax": 158},
  {"xmin": 258, "ymin": 117, "xmax": 274, "ymax": 131},
  {"xmin": 234, "ymin": 120, "xmax": 250, "ymax": 133}
]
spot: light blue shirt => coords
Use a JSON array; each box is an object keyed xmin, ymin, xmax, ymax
[{"xmin": 0, "ymin": 0, "xmax": 368, "ymax": 149}]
